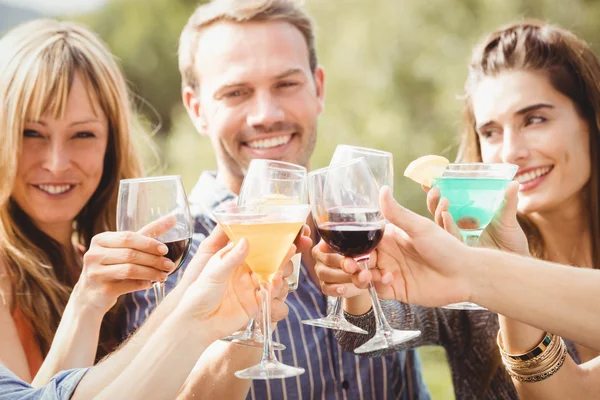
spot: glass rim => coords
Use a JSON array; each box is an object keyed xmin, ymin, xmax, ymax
[
  {"xmin": 248, "ymin": 159, "xmax": 307, "ymax": 172},
  {"xmin": 446, "ymin": 162, "xmax": 518, "ymax": 170},
  {"xmin": 213, "ymin": 203, "xmax": 310, "ymax": 215},
  {"xmin": 334, "ymin": 144, "xmax": 392, "ymax": 157},
  {"xmin": 120, "ymin": 175, "xmax": 182, "ymax": 184},
  {"xmin": 308, "ymin": 157, "xmax": 368, "ymax": 177}
]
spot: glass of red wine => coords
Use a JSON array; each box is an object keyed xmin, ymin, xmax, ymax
[
  {"xmin": 117, "ymin": 176, "xmax": 193, "ymax": 305},
  {"xmin": 306, "ymin": 158, "xmax": 421, "ymax": 352}
]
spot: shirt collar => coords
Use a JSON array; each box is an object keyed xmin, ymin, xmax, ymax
[{"xmin": 188, "ymin": 171, "xmax": 237, "ymax": 222}]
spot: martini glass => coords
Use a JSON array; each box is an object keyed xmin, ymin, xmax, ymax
[
  {"xmin": 214, "ymin": 203, "xmax": 310, "ymax": 380},
  {"xmin": 433, "ymin": 163, "xmax": 518, "ymax": 310},
  {"xmin": 222, "ymin": 159, "xmax": 306, "ymax": 351}
]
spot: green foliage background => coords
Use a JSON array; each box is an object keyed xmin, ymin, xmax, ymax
[{"xmin": 72, "ymin": 1, "xmax": 600, "ymax": 398}]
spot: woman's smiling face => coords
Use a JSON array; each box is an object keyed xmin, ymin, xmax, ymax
[{"xmin": 472, "ymin": 69, "xmax": 591, "ymax": 214}]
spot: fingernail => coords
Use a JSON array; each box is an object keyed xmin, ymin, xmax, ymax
[
  {"xmin": 358, "ymin": 272, "xmax": 366, "ymax": 283},
  {"xmin": 157, "ymin": 243, "xmax": 168, "ymax": 254},
  {"xmin": 160, "ymin": 272, "xmax": 168, "ymax": 282},
  {"xmin": 164, "ymin": 259, "xmax": 175, "ymax": 270},
  {"xmin": 336, "ymin": 286, "xmax": 346, "ymax": 295}
]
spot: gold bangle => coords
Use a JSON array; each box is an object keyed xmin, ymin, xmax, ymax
[
  {"xmin": 498, "ymin": 329, "xmax": 567, "ymax": 383},
  {"xmin": 497, "ymin": 330, "xmax": 554, "ymax": 361},
  {"xmin": 505, "ymin": 340, "xmax": 567, "ymax": 383}
]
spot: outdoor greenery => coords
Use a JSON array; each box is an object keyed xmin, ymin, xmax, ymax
[{"xmin": 7, "ymin": 0, "xmax": 598, "ymax": 397}]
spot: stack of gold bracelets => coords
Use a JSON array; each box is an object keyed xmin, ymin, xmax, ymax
[{"xmin": 497, "ymin": 330, "xmax": 567, "ymax": 383}]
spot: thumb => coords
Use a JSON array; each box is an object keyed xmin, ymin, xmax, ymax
[
  {"xmin": 202, "ymin": 238, "xmax": 249, "ymax": 284},
  {"xmin": 379, "ymin": 186, "xmax": 430, "ymax": 235},
  {"xmin": 497, "ymin": 181, "xmax": 520, "ymax": 226},
  {"xmin": 137, "ymin": 214, "xmax": 177, "ymax": 238},
  {"xmin": 200, "ymin": 225, "xmax": 232, "ymax": 254}
]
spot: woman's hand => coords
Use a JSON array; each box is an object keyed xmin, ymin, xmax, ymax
[
  {"xmin": 332, "ymin": 187, "xmax": 478, "ymax": 307},
  {"xmin": 425, "ymin": 181, "xmax": 530, "ymax": 256},
  {"xmin": 72, "ymin": 216, "xmax": 178, "ymax": 314},
  {"xmin": 177, "ymin": 229, "xmax": 303, "ymax": 340}
]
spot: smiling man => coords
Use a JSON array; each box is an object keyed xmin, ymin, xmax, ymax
[{"xmin": 126, "ymin": 1, "xmax": 430, "ymax": 399}]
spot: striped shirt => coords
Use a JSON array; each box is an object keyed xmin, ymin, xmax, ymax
[{"xmin": 123, "ymin": 172, "xmax": 430, "ymax": 400}]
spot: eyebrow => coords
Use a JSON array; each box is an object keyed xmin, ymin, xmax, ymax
[
  {"xmin": 275, "ymin": 68, "xmax": 303, "ymax": 79},
  {"xmin": 27, "ymin": 118, "xmax": 102, "ymax": 127},
  {"xmin": 214, "ymin": 68, "xmax": 305, "ymax": 95},
  {"xmin": 476, "ymin": 103, "xmax": 555, "ymax": 131}
]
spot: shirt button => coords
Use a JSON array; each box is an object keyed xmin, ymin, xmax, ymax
[{"xmin": 342, "ymin": 380, "xmax": 350, "ymax": 390}]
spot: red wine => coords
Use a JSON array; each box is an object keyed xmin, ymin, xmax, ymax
[
  {"xmin": 317, "ymin": 223, "xmax": 384, "ymax": 258},
  {"xmin": 164, "ymin": 237, "xmax": 192, "ymax": 273}
]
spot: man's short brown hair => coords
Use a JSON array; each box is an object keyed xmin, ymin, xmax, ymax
[{"xmin": 178, "ymin": 0, "xmax": 318, "ymax": 91}]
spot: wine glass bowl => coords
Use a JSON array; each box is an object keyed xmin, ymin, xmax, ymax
[{"xmin": 117, "ymin": 175, "xmax": 193, "ymax": 304}]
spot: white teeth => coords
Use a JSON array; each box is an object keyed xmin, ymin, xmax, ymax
[
  {"xmin": 246, "ymin": 135, "xmax": 292, "ymax": 150},
  {"xmin": 515, "ymin": 167, "xmax": 552, "ymax": 184},
  {"xmin": 37, "ymin": 184, "xmax": 73, "ymax": 195}
]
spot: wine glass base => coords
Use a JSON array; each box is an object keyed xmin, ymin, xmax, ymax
[
  {"xmin": 441, "ymin": 302, "xmax": 487, "ymax": 311},
  {"xmin": 221, "ymin": 333, "xmax": 286, "ymax": 351},
  {"xmin": 301, "ymin": 316, "xmax": 368, "ymax": 334},
  {"xmin": 235, "ymin": 361, "xmax": 305, "ymax": 380},
  {"xmin": 354, "ymin": 329, "xmax": 421, "ymax": 354}
]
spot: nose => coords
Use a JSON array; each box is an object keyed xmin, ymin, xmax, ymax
[
  {"xmin": 43, "ymin": 141, "xmax": 71, "ymax": 174},
  {"xmin": 246, "ymin": 91, "xmax": 285, "ymax": 128},
  {"xmin": 501, "ymin": 127, "xmax": 529, "ymax": 165}
]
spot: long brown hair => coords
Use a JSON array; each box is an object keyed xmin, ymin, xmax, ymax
[
  {"xmin": 0, "ymin": 20, "xmax": 143, "ymax": 356},
  {"xmin": 459, "ymin": 19, "xmax": 600, "ymax": 266},
  {"xmin": 457, "ymin": 20, "xmax": 600, "ymax": 390}
]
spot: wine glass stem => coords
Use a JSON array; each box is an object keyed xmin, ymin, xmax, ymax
[
  {"xmin": 332, "ymin": 296, "xmax": 345, "ymax": 320},
  {"xmin": 260, "ymin": 279, "xmax": 277, "ymax": 363},
  {"xmin": 153, "ymin": 282, "xmax": 165, "ymax": 305},
  {"xmin": 356, "ymin": 258, "xmax": 392, "ymax": 332}
]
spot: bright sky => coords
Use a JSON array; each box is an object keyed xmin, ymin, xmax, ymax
[{"xmin": 1, "ymin": 0, "xmax": 108, "ymax": 15}]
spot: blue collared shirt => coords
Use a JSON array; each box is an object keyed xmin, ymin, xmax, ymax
[
  {"xmin": 123, "ymin": 172, "xmax": 430, "ymax": 400},
  {"xmin": 0, "ymin": 365, "xmax": 89, "ymax": 400}
]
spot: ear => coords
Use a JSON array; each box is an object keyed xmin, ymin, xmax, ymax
[
  {"xmin": 182, "ymin": 86, "xmax": 208, "ymax": 136},
  {"xmin": 313, "ymin": 66, "xmax": 326, "ymax": 115}
]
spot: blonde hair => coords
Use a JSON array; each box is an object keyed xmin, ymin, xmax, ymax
[
  {"xmin": 178, "ymin": 0, "xmax": 317, "ymax": 91},
  {"xmin": 0, "ymin": 19, "xmax": 143, "ymax": 355}
]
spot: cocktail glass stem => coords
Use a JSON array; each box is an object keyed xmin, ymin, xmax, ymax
[
  {"xmin": 354, "ymin": 256, "xmax": 421, "ymax": 354},
  {"xmin": 442, "ymin": 233, "xmax": 487, "ymax": 311}
]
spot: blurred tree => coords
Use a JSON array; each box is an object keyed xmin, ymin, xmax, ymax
[{"xmin": 79, "ymin": 0, "xmax": 206, "ymax": 136}]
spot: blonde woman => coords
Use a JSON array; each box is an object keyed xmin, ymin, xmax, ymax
[
  {"xmin": 0, "ymin": 227, "xmax": 304, "ymax": 399},
  {"xmin": 0, "ymin": 19, "xmax": 177, "ymax": 385}
]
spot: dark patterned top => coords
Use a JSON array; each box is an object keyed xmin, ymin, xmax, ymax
[{"xmin": 335, "ymin": 303, "xmax": 581, "ymax": 400}]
